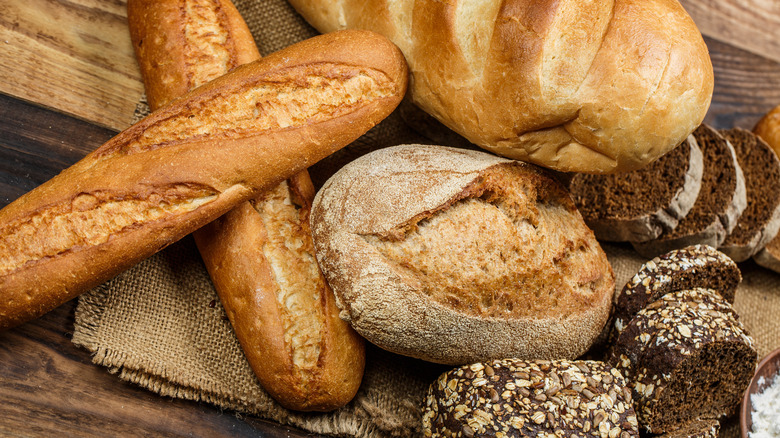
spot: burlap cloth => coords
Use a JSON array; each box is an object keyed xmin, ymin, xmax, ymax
[{"xmin": 72, "ymin": 1, "xmax": 780, "ymax": 436}]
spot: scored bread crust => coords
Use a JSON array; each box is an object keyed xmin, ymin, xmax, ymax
[
  {"xmin": 0, "ymin": 30, "xmax": 408, "ymax": 330},
  {"xmin": 571, "ymin": 135, "xmax": 703, "ymax": 243},
  {"xmin": 288, "ymin": 0, "xmax": 714, "ymax": 174},
  {"xmin": 310, "ymin": 144, "xmax": 615, "ymax": 365},
  {"xmin": 128, "ymin": 0, "xmax": 366, "ymax": 412}
]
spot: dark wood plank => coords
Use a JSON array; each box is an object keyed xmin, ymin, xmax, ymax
[
  {"xmin": 704, "ymin": 36, "xmax": 780, "ymax": 131},
  {"xmin": 0, "ymin": 92, "xmax": 115, "ymax": 207}
]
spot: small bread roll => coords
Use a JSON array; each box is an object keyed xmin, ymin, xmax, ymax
[{"xmin": 310, "ymin": 144, "xmax": 614, "ymax": 365}]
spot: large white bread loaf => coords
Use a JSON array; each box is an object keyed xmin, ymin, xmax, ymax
[
  {"xmin": 288, "ymin": 0, "xmax": 714, "ymax": 174},
  {"xmin": 310, "ymin": 145, "xmax": 615, "ymax": 365}
]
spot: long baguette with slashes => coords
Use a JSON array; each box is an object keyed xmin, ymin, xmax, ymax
[
  {"xmin": 0, "ymin": 29, "xmax": 408, "ymax": 331},
  {"xmin": 127, "ymin": 0, "xmax": 369, "ymax": 411}
]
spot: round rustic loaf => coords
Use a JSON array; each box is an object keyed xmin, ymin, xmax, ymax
[
  {"xmin": 422, "ymin": 359, "xmax": 640, "ymax": 437},
  {"xmin": 310, "ymin": 145, "xmax": 614, "ymax": 365}
]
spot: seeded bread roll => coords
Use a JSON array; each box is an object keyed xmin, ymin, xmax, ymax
[
  {"xmin": 422, "ymin": 359, "xmax": 640, "ymax": 437},
  {"xmin": 127, "ymin": 0, "xmax": 367, "ymax": 411},
  {"xmin": 656, "ymin": 418, "xmax": 720, "ymax": 438},
  {"xmin": 632, "ymin": 125, "xmax": 746, "ymax": 258},
  {"xmin": 612, "ymin": 245, "xmax": 741, "ymax": 338},
  {"xmin": 753, "ymin": 109, "xmax": 780, "ymax": 273},
  {"xmin": 310, "ymin": 144, "xmax": 614, "ymax": 365},
  {"xmin": 0, "ymin": 29, "xmax": 407, "ymax": 330},
  {"xmin": 288, "ymin": 0, "xmax": 713, "ymax": 174},
  {"xmin": 718, "ymin": 128, "xmax": 780, "ymax": 262},
  {"xmin": 570, "ymin": 136, "xmax": 703, "ymax": 242},
  {"xmin": 610, "ymin": 288, "xmax": 757, "ymax": 434}
]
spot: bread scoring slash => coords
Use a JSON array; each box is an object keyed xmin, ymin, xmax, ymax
[
  {"xmin": 310, "ymin": 144, "xmax": 615, "ymax": 365},
  {"xmin": 0, "ymin": 30, "xmax": 408, "ymax": 330}
]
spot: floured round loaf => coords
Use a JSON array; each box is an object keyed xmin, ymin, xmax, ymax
[{"xmin": 310, "ymin": 144, "xmax": 615, "ymax": 365}]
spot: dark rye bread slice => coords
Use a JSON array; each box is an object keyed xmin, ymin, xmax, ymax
[
  {"xmin": 632, "ymin": 125, "xmax": 746, "ymax": 258},
  {"xmin": 612, "ymin": 245, "xmax": 741, "ymax": 339},
  {"xmin": 611, "ymin": 288, "xmax": 757, "ymax": 434},
  {"xmin": 718, "ymin": 128, "xmax": 780, "ymax": 262},
  {"xmin": 754, "ymin": 234, "xmax": 780, "ymax": 273},
  {"xmin": 570, "ymin": 136, "xmax": 703, "ymax": 242},
  {"xmin": 422, "ymin": 359, "xmax": 639, "ymax": 437},
  {"xmin": 656, "ymin": 418, "xmax": 720, "ymax": 438}
]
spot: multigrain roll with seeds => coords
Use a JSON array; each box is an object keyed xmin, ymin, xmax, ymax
[
  {"xmin": 310, "ymin": 144, "xmax": 614, "ymax": 365},
  {"xmin": 610, "ymin": 288, "xmax": 756, "ymax": 434},
  {"xmin": 422, "ymin": 359, "xmax": 639, "ymax": 437},
  {"xmin": 612, "ymin": 245, "xmax": 740, "ymax": 339}
]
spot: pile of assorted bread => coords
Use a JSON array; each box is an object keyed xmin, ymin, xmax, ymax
[{"xmin": 2, "ymin": 0, "xmax": 779, "ymax": 436}]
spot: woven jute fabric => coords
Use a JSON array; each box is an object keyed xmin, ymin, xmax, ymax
[{"xmin": 72, "ymin": 0, "xmax": 780, "ymax": 436}]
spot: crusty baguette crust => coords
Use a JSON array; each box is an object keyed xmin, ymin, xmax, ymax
[
  {"xmin": 310, "ymin": 145, "xmax": 614, "ymax": 365},
  {"xmin": 288, "ymin": 0, "xmax": 713, "ymax": 174},
  {"xmin": 127, "ymin": 0, "xmax": 367, "ymax": 411},
  {"xmin": 0, "ymin": 29, "xmax": 407, "ymax": 330}
]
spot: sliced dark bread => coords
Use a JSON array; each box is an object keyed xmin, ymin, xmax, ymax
[
  {"xmin": 612, "ymin": 245, "xmax": 741, "ymax": 339},
  {"xmin": 656, "ymin": 418, "xmax": 720, "ymax": 437},
  {"xmin": 632, "ymin": 125, "xmax": 746, "ymax": 258},
  {"xmin": 569, "ymin": 136, "xmax": 703, "ymax": 242},
  {"xmin": 422, "ymin": 359, "xmax": 640, "ymax": 436},
  {"xmin": 611, "ymin": 288, "xmax": 757, "ymax": 434},
  {"xmin": 718, "ymin": 128, "xmax": 780, "ymax": 261}
]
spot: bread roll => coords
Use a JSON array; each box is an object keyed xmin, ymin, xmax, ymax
[
  {"xmin": 0, "ymin": 29, "xmax": 407, "ymax": 330},
  {"xmin": 127, "ymin": 0, "xmax": 367, "ymax": 411},
  {"xmin": 310, "ymin": 144, "xmax": 614, "ymax": 365},
  {"xmin": 288, "ymin": 0, "xmax": 714, "ymax": 174},
  {"xmin": 422, "ymin": 359, "xmax": 639, "ymax": 436},
  {"xmin": 610, "ymin": 288, "xmax": 756, "ymax": 434}
]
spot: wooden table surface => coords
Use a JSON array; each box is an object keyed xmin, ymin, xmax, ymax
[{"xmin": 1, "ymin": 1, "xmax": 779, "ymax": 436}]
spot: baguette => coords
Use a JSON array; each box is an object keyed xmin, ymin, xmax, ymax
[
  {"xmin": 288, "ymin": 0, "xmax": 713, "ymax": 174},
  {"xmin": 0, "ymin": 29, "xmax": 408, "ymax": 331},
  {"xmin": 127, "ymin": 0, "xmax": 367, "ymax": 411}
]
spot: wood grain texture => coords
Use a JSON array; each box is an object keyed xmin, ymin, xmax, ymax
[
  {"xmin": 0, "ymin": 0, "xmax": 143, "ymax": 131},
  {"xmin": 680, "ymin": 0, "xmax": 780, "ymax": 65}
]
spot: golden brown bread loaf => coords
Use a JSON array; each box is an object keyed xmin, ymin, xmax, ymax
[
  {"xmin": 310, "ymin": 144, "xmax": 615, "ymax": 365},
  {"xmin": 287, "ymin": 0, "xmax": 714, "ymax": 174},
  {"xmin": 127, "ymin": 0, "xmax": 367, "ymax": 411},
  {"xmin": 0, "ymin": 29, "xmax": 408, "ymax": 331}
]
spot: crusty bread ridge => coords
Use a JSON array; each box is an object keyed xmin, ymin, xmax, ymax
[
  {"xmin": 0, "ymin": 29, "xmax": 408, "ymax": 330},
  {"xmin": 127, "ymin": 0, "xmax": 367, "ymax": 411},
  {"xmin": 310, "ymin": 144, "xmax": 614, "ymax": 365},
  {"xmin": 288, "ymin": 0, "xmax": 714, "ymax": 174}
]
